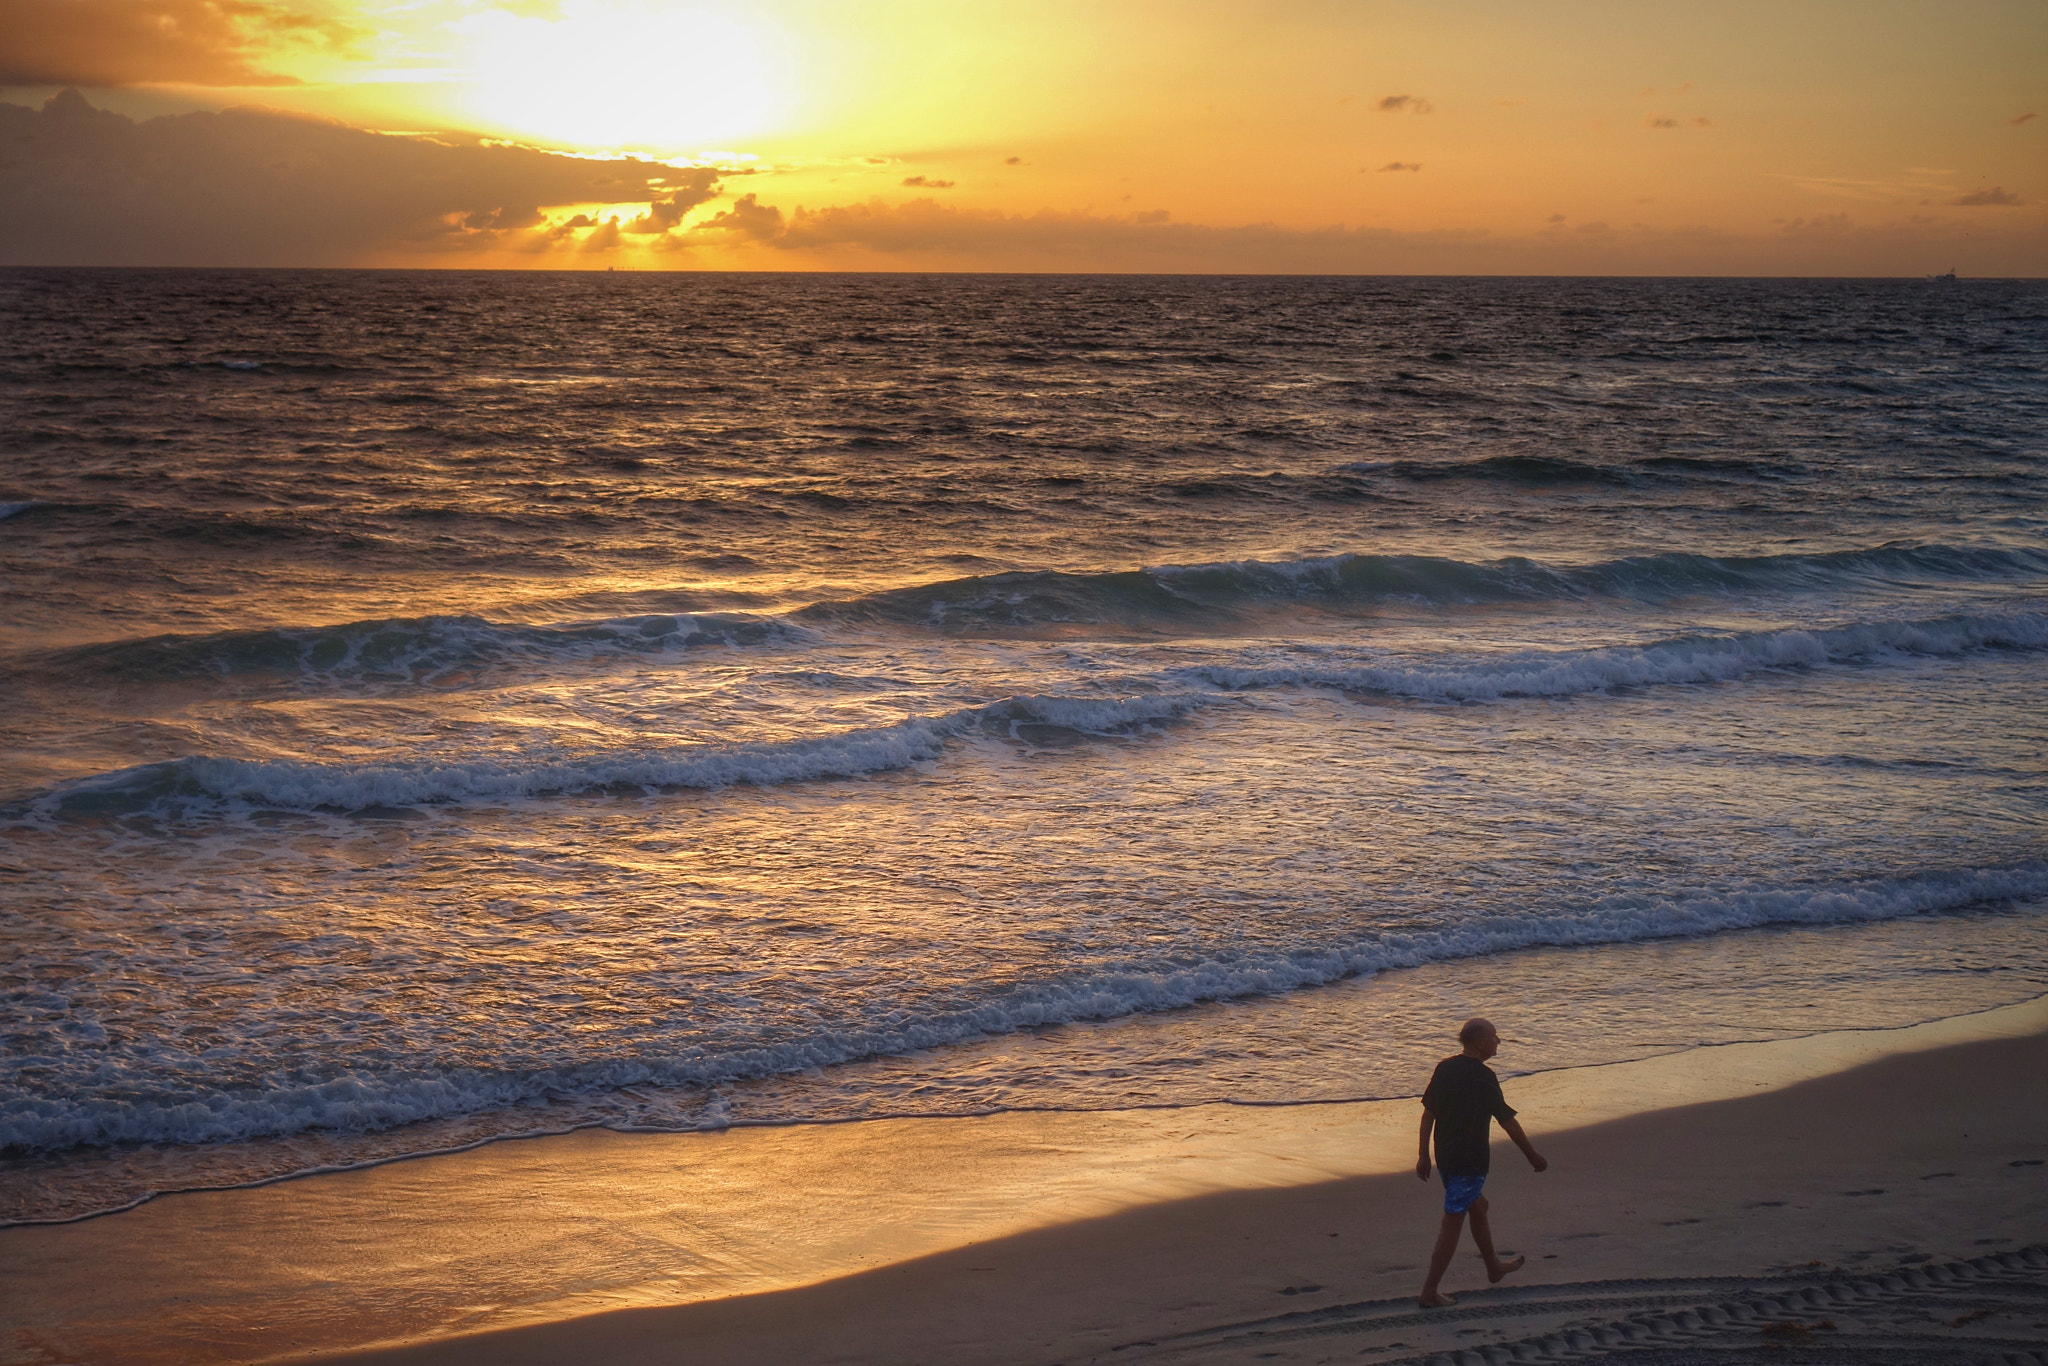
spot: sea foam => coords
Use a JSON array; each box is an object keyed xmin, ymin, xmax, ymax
[
  {"xmin": 30, "ymin": 692, "xmax": 1214, "ymax": 816},
  {"xmin": 4, "ymin": 861, "xmax": 2040, "ymax": 1159}
]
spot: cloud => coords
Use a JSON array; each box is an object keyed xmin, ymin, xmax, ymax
[
  {"xmin": 1376, "ymin": 94, "xmax": 1433, "ymax": 114},
  {"xmin": 1377, "ymin": 161, "xmax": 1422, "ymax": 172},
  {"xmin": 1004, "ymin": 155, "xmax": 1022, "ymax": 165},
  {"xmin": 1645, "ymin": 116, "xmax": 1680, "ymax": 129},
  {"xmin": 464, "ymin": 204, "xmax": 543, "ymax": 231},
  {"xmin": 2008, "ymin": 112, "xmax": 2035, "ymax": 125},
  {"xmin": 901, "ymin": 175, "xmax": 954, "ymax": 188},
  {"xmin": 642, "ymin": 194, "xmax": 2044, "ymax": 278},
  {"xmin": 693, "ymin": 191, "xmax": 783, "ymax": 239},
  {"xmin": 0, "ymin": 89, "xmax": 682, "ymax": 264},
  {"xmin": 0, "ymin": 0, "xmax": 362, "ymax": 87},
  {"xmin": 1950, "ymin": 185, "xmax": 2024, "ymax": 206},
  {"xmin": 1692, "ymin": 116, "xmax": 1712, "ymax": 128},
  {"xmin": 1775, "ymin": 171, "xmax": 1956, "ymax": 202},
  {"xmin": 624, "ymin": 169, "xmax": 722, "ymax": 232},
  {"xmin": 1775, "ymin": 212, "xmax": 1855, "ymax": 238}
]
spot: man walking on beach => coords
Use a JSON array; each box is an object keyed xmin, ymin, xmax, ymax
[{"xmin": 1415, "ymin": 1017, "xmax": 1546, "ymax": 1307}]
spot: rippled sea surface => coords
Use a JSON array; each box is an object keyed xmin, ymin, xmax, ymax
[{"xmin": 3, "ymin": 270, "xmax": 2045, "ymax": 1223}]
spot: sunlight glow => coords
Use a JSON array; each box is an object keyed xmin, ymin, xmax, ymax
[{"xmin": 456, "ymin": 1, "xmax": 788, "ymax": 152}]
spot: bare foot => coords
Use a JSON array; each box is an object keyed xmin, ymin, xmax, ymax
[
  {"xmin": 1417, "ymin": 1290, "xmax": 1457, "ymax": 1308},
  {"xmin": 1487, "ymin": 1254, "xmax": 1526, "ymax": 1284}
]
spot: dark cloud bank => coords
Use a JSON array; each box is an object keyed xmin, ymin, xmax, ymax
[
  {"xmin": 2, "ymin": 91, "xmax": 2039, "ymax": 274},
  {"xmin": 0, "ymin": 0, "xmax": 359, "ymax": 88},
  {"xmin": 0, "ymin": 89, "xmax": 689, "ymax": 264}
]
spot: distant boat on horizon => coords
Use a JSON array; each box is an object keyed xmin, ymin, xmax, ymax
[{"xmin": 1927, "ymin": 268, "xmax": 1959, "ymax": 281}]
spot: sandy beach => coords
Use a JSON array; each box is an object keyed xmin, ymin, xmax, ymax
[
  {"xmin": 325, "ymin": 1009, "xmax": 2048, "ymax": 1366},
  {"xmin": 1, "ymin": 1000, "xmax": 2041, "ymax": 1365}
]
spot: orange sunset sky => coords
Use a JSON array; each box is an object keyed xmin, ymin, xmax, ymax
[{"xmin": 1, "ymin": 0, "xmax": 2042, "ymax": 273}]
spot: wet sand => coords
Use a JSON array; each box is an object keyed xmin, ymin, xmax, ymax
[
  {"xmin": 320, "ymin": 1008, "xmax": 2048, "ymax": 1366},
  {"xmin": 3, "ymin": 1000, "xmax": 2043, "ymax": 1365}
]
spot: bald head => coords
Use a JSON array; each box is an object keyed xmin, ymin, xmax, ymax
[{"xmin": 1458, "ymin": 1017, "xmax": 1499, "ymax": 1057}]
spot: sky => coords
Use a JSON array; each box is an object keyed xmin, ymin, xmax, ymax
[{"xmin": 0, "ymin": 0, "xmax": 2042, "ymax": 273}]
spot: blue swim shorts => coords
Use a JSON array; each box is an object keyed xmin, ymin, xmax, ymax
[{"xmin": 1442, "ymin": 1172, "xmax": 1487, "ymax": 1214}]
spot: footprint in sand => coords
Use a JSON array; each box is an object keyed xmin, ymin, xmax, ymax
[
  {"xmin": 1663, "ymin": 1217, "xmax": 1704, "ymax": 1226},
  {"xmin": 1746, "ymin": 1200, "xmax": 1786, "ymax": 1208},
  {"xmin": 1920, "ymin": 1172, "xmax": 1956, "ymax": 1180},
  {"xmin": 1842, "ymin": 1188, "xmax": 1885, "ymax": 1196},
  {"xmin": 2010, "ymin": 1158, "xmax": 2043, "ymax": 1167}
]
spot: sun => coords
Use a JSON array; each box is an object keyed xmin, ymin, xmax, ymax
[{"xmin": 455, "ymin": 1, "xmax": 789, "ymax": 153}]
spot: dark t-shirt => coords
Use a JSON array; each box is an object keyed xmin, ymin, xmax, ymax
[{"xmin": 1422, "ymin": 1054, "xmax": 1517, "ymax": 1176}]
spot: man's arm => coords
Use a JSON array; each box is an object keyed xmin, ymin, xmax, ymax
[
  {"xmin": 1501, "ymin": 1115, "xmax": 1547, "ymax": 1172},
  {"xmin": 1416, "ymin": 1107, "xmax": 1435, "ymax": 1180}
]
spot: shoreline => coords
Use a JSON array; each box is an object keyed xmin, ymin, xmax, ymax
[
  {"xmin": 2, "ymin": 998, "xmax": 2043, "ymax": 1363},
  {"xmin": 12, "ymin": 948, "xmax": 2043, "ymax": 1234}
]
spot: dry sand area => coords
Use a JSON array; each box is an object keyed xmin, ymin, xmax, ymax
[{"xmin": 3, "ymin": 1000, "xmax": 2044, "ymax": 1366}]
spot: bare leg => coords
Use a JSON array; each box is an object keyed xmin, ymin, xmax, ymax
[
  {"xmin": 1466, "ymin": 1195, "xmax": 1525, "ymax": 1284},
  {"xmin": 1418, "ymin": 1210, "xmax": 1465, "ymax": 1307}
]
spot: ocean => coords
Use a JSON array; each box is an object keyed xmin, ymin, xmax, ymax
[{"xmin": 2, "ymin": 269, "xmax": 2044, "ymax": 1226}]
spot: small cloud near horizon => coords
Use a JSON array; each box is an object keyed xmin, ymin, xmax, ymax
[
  {"xmin": 1005, "ymin": 155, "xmax": 1022, "ymax": 164},
  {"xmin": 1377, "ymin": 94, "xmax": 1433, "ymax": 114},
  {"xmin": 694, "ymin": 192, "xmax": 783, "ymax": 238},
  {"xmin": 1377, "ymin": 161, "xmax": 1422, "ymax": 172},
  {"xmin": 901, "ymin": 175, "xmax": 954, "ymax": 188},
  {"xmin": 1646, "ymin": 116, "xmax": 1680, "ymax": 129},
  {"xmin": 2008, "ymin": 112, "xmax": 2036, "ymax": 126},
  {"xmin": 1950, "ymin": 186, "xmax": 2024, "ymax": 206}
]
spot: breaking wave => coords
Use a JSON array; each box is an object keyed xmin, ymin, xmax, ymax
[
  {"xmin": 808, "ymin": 542, "xmax": 2048, "ymax": 630},
  {"xmin": 18, "ymin": 609, "xmax": 2045, "ymax": 819},
  {"xmin": 16, "ymin": 543, "xmax": 2044, "ymax": 688},
  {"xmin": 25, "ymin": 693, "xmax": 1214, "ymax": 817},
  {"xmin": 1184, "ymin": 611, "xmax": 2048, "ymax": 701},
  {"xmin": 5, "ymin": 861, "xmax": 2041, "ymax": 1161}
]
